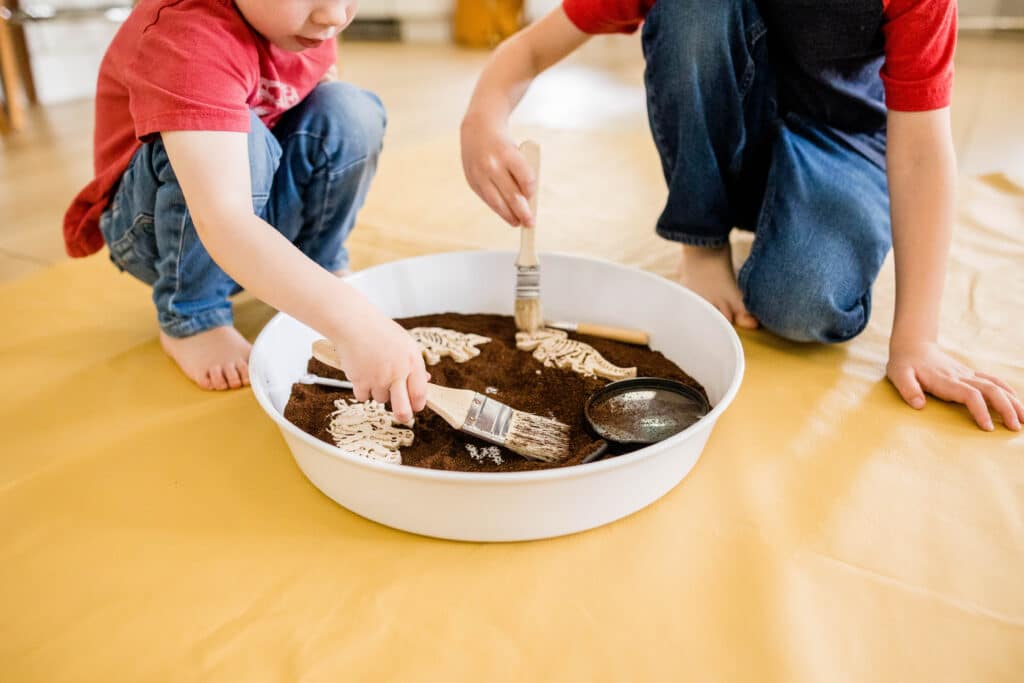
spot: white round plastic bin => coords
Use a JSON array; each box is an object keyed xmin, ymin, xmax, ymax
[{"xmin": 250, "ymin": 251, "xmax": 743, "ymax": 542}]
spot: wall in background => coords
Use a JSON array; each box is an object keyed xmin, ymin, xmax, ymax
[
  {"xmin": 22, "ymin": 0, "xmax": 457, "ymax": 104},
  {"xmin": 354, "ymin": 0, "xmax": 452, "ymax": 41},
  {"xmin": 19, "ymin": 1, "xmax": 121, "ymax": 104},
  {"xmin": 17, "ymin": 0, "xmax": 1024, "ymax": 105},
  {"xmin": 961, "ymin": 0, "xmax": 1024, "ymax": 28}
]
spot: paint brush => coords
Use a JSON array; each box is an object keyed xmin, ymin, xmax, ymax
[
  {"xmin": 514, "ymin": 140, "xmax": 543, "ymax": 333},
  {"xmin": 544, "ymin": 321, "xmax": 650, "ymax": 346},
  {"xmin": 310, "ymin": 340, "xmax": 570, "ymax": 463}
]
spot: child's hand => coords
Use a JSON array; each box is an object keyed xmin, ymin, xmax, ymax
[
  {"xmin": 332, "ymin": 311, "xmax": 429, "ymax": 424},
  {"xmin": 887, "ymin": 339, "xmax": 1023, "ymax": 431},
  {"xmin": 460, "ymin": 115, "xmax": 536, "ymax": 227}
]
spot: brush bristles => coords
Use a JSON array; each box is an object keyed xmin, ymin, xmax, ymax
[
  {"xmin": 505, "ymin": 411, "xmax": 571, "ymax": 463},
  {"xmin": 514, "ymin": 298, "xmax": 544, "ymax": 333}
]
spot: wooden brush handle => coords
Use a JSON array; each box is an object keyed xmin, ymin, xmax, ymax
[
  {"xmin": 312, "ymin": 339, "xmax": 343, "ymax": 370},
  {"xmin": 517, "ymin": 140, "xmax": 540, "ymax": 267},
  {"xmin": 574, "ymin": 323, "xmax": 650, "ymax": 346}
]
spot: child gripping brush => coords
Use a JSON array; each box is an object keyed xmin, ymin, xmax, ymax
[
  {"xmin": 460, "ymin": 0, "xmax": 1023, "ymax": 432},
  {"xmin": 63, "ymin": 0, "xmax": 428, "ymax": 423}
]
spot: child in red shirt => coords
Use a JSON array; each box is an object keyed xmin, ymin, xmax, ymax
[
  {"xmin": 64, "ymin": 0, "xmax": 428, "ymax": 422},
  {"xmin": 460, "ymin": 0, "xmax": 1022, "ymax": 431}
]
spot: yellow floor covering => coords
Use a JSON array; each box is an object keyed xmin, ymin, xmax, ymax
[{"xmin": 1, "ymin": 131, "xmax": 1022, "ymax": 681}]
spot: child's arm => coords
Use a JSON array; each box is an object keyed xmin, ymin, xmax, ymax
[
  {"xmin": 161, "ymin": 130, "xmax": 429, "ymax": 423},
  {"xmin": 885, "ymin": 109, "xmax": 1022, "ymax": 431},
  {"xmin": 461, "ymin": 6, "xmax": 590, "ymax": 226}
]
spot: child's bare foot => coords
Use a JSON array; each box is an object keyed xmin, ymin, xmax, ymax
[
  {"xmin": 676, "ymin": 243, "xmax": 759, "ymax": 329},
  {"xmin": 159, "ymin": 326, "xmax": 252, "ymax": 390}
]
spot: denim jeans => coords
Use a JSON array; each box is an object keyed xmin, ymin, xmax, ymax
[
  {"xmin": 642, "ymin": 0, "xmax": 892, "ymax": 343},
  {"xmin": 99, "ymin": 82, "xmax": 385, "ymax": 338}
]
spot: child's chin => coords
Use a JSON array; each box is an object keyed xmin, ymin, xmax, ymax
[{"xmin": 270, "ymin": 37, "xmax": 309, "ymax": 53}]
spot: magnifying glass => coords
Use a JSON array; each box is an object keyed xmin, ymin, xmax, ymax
[{"xmin": 584, "ymin": 377, "xmax": 710, "ymax": 447}]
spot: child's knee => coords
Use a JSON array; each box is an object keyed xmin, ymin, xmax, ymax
[
  {"xmin": 644, "ymin": 0, "xmax": 755, "ymax": 71},
  {"xmin": 741, "ymin": 261, "xmax": 871, "ymax": 344},
  {"xmin": 305, "ymin": 82, "xmax": 386, "ymax": 164}
]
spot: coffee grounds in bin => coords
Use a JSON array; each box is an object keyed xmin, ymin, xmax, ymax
[{"xmin": 284, "ymin": 313, "xmax": 706, "ymax": 473}]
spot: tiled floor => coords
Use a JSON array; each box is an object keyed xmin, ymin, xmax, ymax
[{"xmin": 1, "ymin": 32, "xmax": 1023, "ymax": 285}]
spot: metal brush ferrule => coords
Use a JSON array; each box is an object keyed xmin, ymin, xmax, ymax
[
  {"xmin": 515, "ymin": 265, "xmax": 541, "ymax": 300},
  {"xmin": 461, "ymin": 394, "xmax": 512, "ymax": 447}
]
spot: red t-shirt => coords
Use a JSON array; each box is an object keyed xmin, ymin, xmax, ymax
[
  {"xmin": 561, "ymin": 0, "xmax": 956, "ymax": 113},
  {"xmin": 63, "ymin": 0, "xmax": 335, "ymax": 257}
]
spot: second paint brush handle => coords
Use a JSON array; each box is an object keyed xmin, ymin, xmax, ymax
[
  {"xmin": 575, "ymin": 323, "xmax": 650, "ymax": 346},
  {"xmin": 546, "ymin": 321, "xmax": 650, "ymax": 346}
]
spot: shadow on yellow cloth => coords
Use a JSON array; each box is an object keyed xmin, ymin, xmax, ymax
[{"xmin": 1, "ymin": 157, "xmax": 1022, "ymax": 681}]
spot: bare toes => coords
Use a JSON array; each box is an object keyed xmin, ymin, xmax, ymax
[
  {"xmin": 712, "ymin": 302, "xmax": 735, "ymax": 323},
  {"xmin": 208, "ymin": 366, "xmax": 229, "ymax": 391},
  {"xmin": 736, "ymin": 312, "xmax": 760, "ymax": 329},
  {"xmin": 237, "ymin": 360, "xmax": 251, "ymax": 387},
  {"xmin": 198, "ymin": 372, "xmax": 215, "ymax": 391},
  {"xmin": 224, "ymin": 363, "xmax": 243, "ymax": 389}
]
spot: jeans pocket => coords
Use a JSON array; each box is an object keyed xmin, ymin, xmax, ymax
[{"xmin": 107, "ymin": 212, "xmax": 160, "ymax": 285}]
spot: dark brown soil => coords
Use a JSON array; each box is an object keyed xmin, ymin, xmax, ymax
[{"xmin": 283, "ymin": 313, "xmax": 706, "ymax": 472}]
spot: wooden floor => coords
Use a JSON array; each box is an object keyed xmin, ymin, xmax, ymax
[{"xmin": 1, "ymin": 33, "xmax": 1023, "ymax": 285}]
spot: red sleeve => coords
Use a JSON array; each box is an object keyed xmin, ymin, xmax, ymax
[
  {"xmin": 562, "ymin": 0, "xmax": 654, "ymax": 35},
  {"xmin": 881, "ymin": 0, "xmax": 956, "ymax": 112},
  {"xmin": 127, "ymin": 2, "xmax": 257, "ymax": 138}
]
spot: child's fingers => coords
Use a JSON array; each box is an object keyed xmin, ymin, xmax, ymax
[
  {"xmin": 890, "ymin": 366, "xmax": 926, "ymax": 409},
  {"xmin": 494, "ymin": 170, "xmax": 533, "ymax": 226},
  {"xmin": 1001, "ymin": 394, "xmax": 1023, "ymax": 431},
  {"xmin": 1008, "ymin": 391, "xmax": 1024, "ymax": 424},
  {"xmin": 352, "ymin": 381, "xmax": 371, "ymax": 403},
  {"xmin": 505, "ymin": 147, "xmax": 536, "ymax": 198},
  {"xmin": 966, "ymin": 377, "xmax": 1021, "ymax": 431},
  {"xmin": 408, "ymin": 368, "xmax": 429, "ymax": 413},
  {"xmin": 975, "ymin": 371, "xmax": 1018, "ymax": 398},
  {"xmin": 389, "ymin": 378, "xmax": 413, "ymax": 424},
  {"xmin": 941, "ymin": 380, "xmax": 993, "ymax": 431},
  {"xmin": 371, "ymin": 383, "xmax": 389, "ymax": 405},
  {"xmin": 482, "ymin": 181, "xmax": 519, "ymax": 226}
]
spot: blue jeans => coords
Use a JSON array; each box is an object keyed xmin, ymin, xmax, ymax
[
  {"xmin": 642, "ymin": 0, "xmax": 892, "ymax": 343},
  {"xmin": 99, "ymin": 82, "xmax": 385, "ymax": 337}
]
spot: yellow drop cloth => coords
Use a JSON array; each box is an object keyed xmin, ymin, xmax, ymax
[{"xmin": 1, "ymin": 150, "xmax": 1022, "ymax": 681}]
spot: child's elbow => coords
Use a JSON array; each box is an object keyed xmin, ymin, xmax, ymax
[{"xmin": 190, "ymin": 201, "xmax": 255, "ymax": 242}]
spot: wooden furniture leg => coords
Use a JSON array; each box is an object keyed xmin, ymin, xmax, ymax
[
  {"xmin": 0, "ymin": 6, "xmax": 26, "ymax": 132},
  {"xmin": 9, "ymin": 1, "xmax": 37, "ymax": 103}
]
